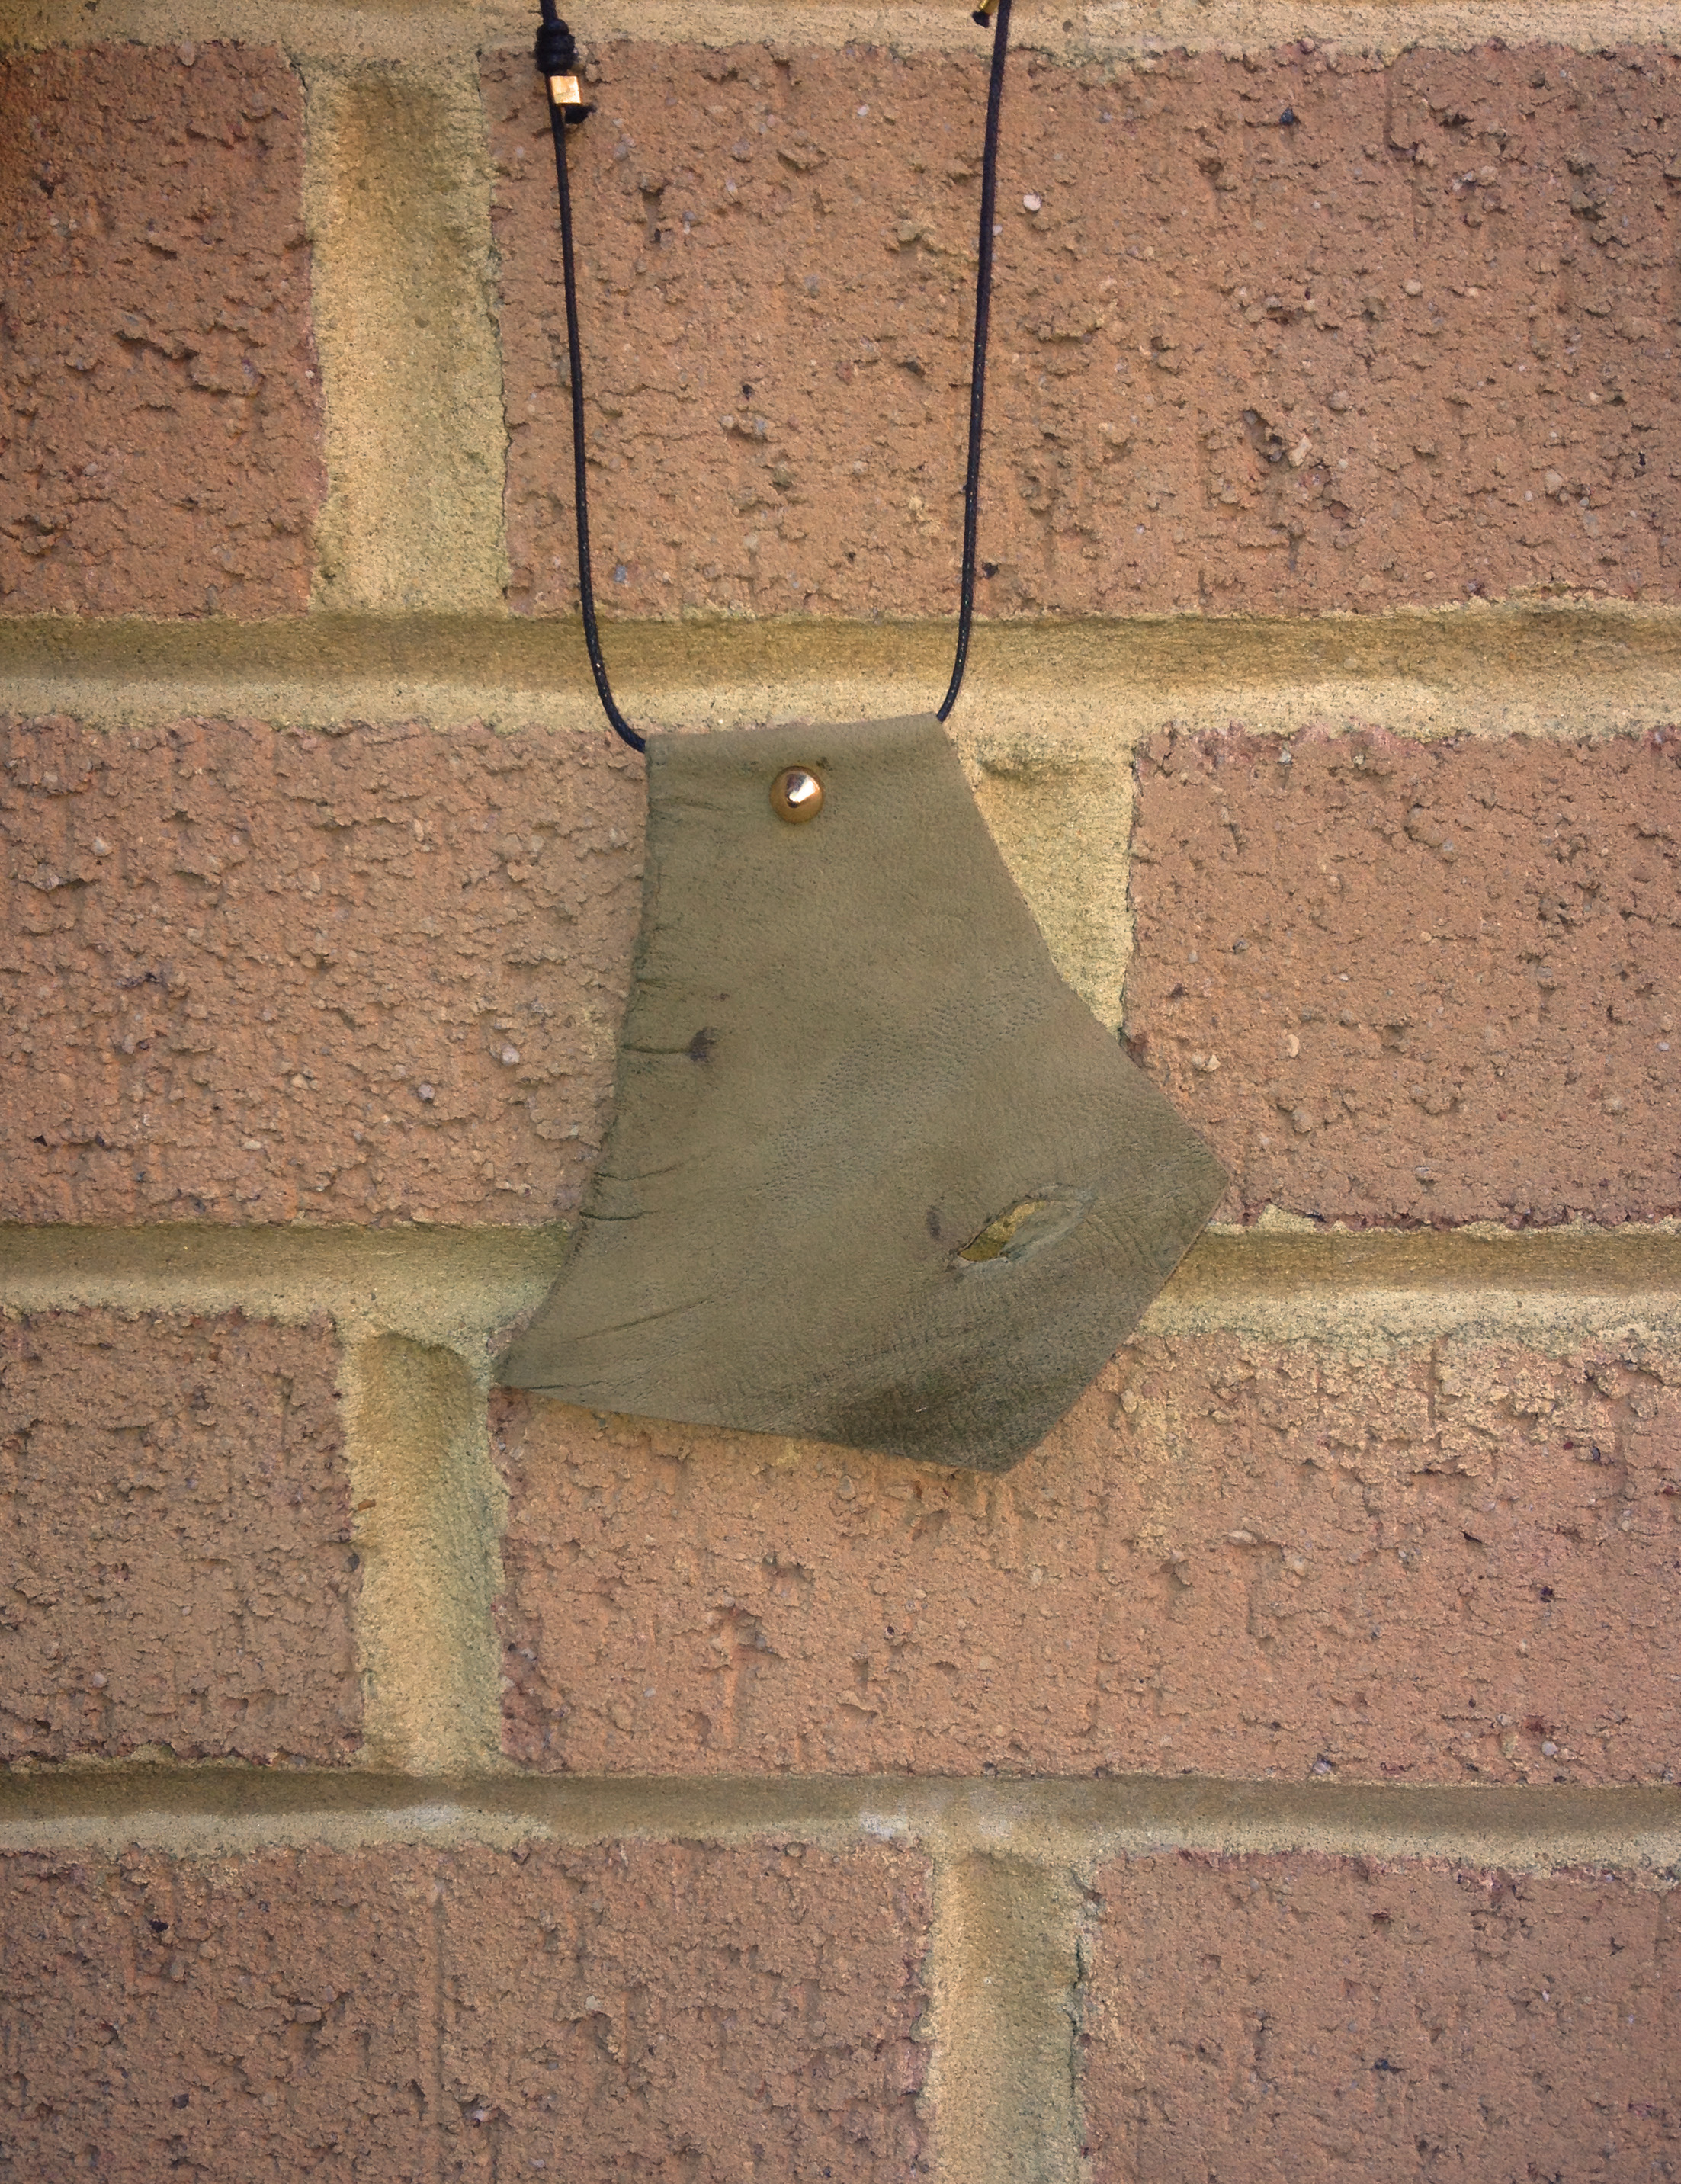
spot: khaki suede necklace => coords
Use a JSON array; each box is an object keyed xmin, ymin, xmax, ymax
[{"xmin": 499, "ymin": 0, "xmax": 1227, "ymax": 1470}]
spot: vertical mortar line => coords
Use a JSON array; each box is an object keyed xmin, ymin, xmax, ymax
[
  {"xmin": 339, "ymin": 1313, "xmax": 508, "ymax": 1777},
  {"xmin": 924, "ymin": 1843, "xmax": 1087, "ymax": 2184},
  {"xmin": 958, "ymin": 728, "xmax": 1138, "ymax": 1031},
  {"xmin": 300, "ymin": 53, "xmax": 508, "ymax": 614}
]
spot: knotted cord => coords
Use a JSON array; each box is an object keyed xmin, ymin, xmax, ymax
[{"xmin": 537, "ymin": 0, "xmax": 1014, "ymax": 752}]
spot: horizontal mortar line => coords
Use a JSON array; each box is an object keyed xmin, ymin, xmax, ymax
[
  {"xmin": 3, "ymin": 607, "xmax": 1681, "ymax": 736},
  {"xmin": 0, "ymin": 1221, "xmax": 568, "ymax": 1349},
  {"xmin": 0, "ymin": 1768, "xmax": 1675, "ymax": 1872},
  {"xmin": 5, "ymin": 1224, "xmax": 1681, "ymax": 1345},
  {"xmin": 1151, "ymin": 1224, "xmax": 1681, "ymax": 1337},
  {"xmin": 5, "ymin": 0, "xmax": 1679, "ymax": 64}
]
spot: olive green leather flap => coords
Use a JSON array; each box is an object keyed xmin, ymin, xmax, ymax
[{"xmin": 498, "ymin": 714, "xmax": 1226, "ymax": 1470}]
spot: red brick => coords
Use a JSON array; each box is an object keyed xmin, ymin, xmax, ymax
[
  {"xmin": 0, "ymin": 713, "xmax": 640, "ymax": 1224},
  {"xmin": 0, "ymin": 1839, "xmax": 930, "ymax": 2181},
  {"xmin": 1083, "ymin": 1850, "xmax": 1679, "ymax": 2182},
  {"xmin": 487, "ymin": 41, "xmax": 1679, "ymax": 624},
  {"xmin": 1127, "ymin": 726, "xmax": 1681, "ymax": 1228},
  {"xmin": 0, "ymin": 1844, "xmax": 435, "ymax": 2179},
  {"xmin": 494, "ymin": 1329, "xmax": 1681, "ymax": 1785},
  {"xmin": 444, "ymin": 1839, "xmax": 930, "ymax": 2178},
  {"xmin": 0, "ymin": 45, "xmax": 321, "ymax": 617},
  {"xmin": 0, "ymin": 1308, "xmax": 358, "ymax": 1762}
]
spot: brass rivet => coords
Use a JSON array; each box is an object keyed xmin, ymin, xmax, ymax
[{"xmin": 771, "ymin": 766, "xmax": 823, "ymax": 823}]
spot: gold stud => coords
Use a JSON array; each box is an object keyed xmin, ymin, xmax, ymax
[{"xmin": 770, "ymin": 766, "xmax": 823, "ymax": 823}]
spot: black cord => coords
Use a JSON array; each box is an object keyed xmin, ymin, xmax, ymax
[
  {"xmin": 537, "ymin": 0, "xmax": 1012, "ymax": 752},
  {"xmin": 540, "ymin": 0, "xmax": 644, "ymax": 752},
  {"xmin": 938, "ymin": 0, "xmax": 1012, "ymax": 723}
]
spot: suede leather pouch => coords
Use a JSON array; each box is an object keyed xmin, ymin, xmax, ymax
[{"xmin": 499, "ymin": 715, "xmax": 1226, "ymax": 1470}]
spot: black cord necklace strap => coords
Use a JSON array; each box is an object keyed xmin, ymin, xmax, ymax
[
  {"xmin": 537, "ymin": 0, "xmax": 1012, "ymax": 753},
  {"xmin": 538, "ymin": 2, "xmax": 644, "ymax": 752},
  {"xmin": 939, "ymin": 0, "xmax": 1012, "ymax": 723}
]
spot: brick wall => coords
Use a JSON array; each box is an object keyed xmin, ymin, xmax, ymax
[{"xmin": 2, "ymin": 0, "xmax": 1677, "ymax": 2176}]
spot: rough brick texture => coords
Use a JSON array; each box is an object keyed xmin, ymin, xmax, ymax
[
  {"xmin": 0, "ymin": 1307, "xmax": 358, "ymax": 1763},
  {"xmin": 488, "ymin": 40, "xmax": 1680, "ymax": 624},
  {"xmin": 1129, "ymin": 725, "xmax": 1681, "ymax": 1228},
  {"xmin": 1084, "ymin": 1850, "xmax": 1679, "ymax": 2182},
  {"xmin": 0, "ymin": 713, "xmax": 640, "ymax": 1224},
  {"xmin": 496, "ymin": 1329, "xmax": 1681, "ymax": 1784},
  {"xmin": 0, "ymin": 44, "xmax": 321, "ymax": 617},
  {"xmin": 0, "ymin": 1839, "xmax": 930, "ymax": 2181}
]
